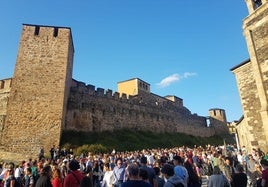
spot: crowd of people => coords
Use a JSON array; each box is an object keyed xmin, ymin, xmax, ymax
[{"xmin": 0, "ymin": 144, "xmax": 268, "ymax": 187}]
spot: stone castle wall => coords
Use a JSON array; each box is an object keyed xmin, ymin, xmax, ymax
[
  {"xmin": 0, "ymin": 24, "xmax": 229, "ymax": 160},
  {"xmin": 0, "ymin": 79, "xmax": 11, "ymax": 140},
  {"xmin": 231, "ymin": 2, "xmax": 268, "ymax": 152},
  {"xmin": 232, "ymin": 61, "xmax": 263, "ymax": 149},
  {"xmin": 0, "ymin": 79, "xmax": 11, "ymax": 116},
  {"xmin": 65, "ymin": 80, "xmax": 223, "ymax": 137},
  {"xmin": 0, "ymin": 24, "xmax": 74, "ymax": 156}
]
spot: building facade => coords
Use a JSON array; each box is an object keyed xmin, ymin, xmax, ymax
[{"xmin": 231, "ymin": 0, "xmax": 268, "ymax": 153}]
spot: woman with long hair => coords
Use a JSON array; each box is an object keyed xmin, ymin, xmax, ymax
[
  {"xmin": 51, "ymin": 168, "xmax": 63, "ymax": 187},
  {"xmin": 35, "ymin": 165, "xmax": 53, "ymax": 187},
  {"xmin": 3, "ymin": 163, "xmax": 17, "ymax": 187}
]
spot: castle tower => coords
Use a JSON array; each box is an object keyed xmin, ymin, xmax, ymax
[
  {"xmin": 209, "ymin": 108, "xmax": 227, "ymax": 123},
  {"xmin": 231, "ymin": 0, "xmax": 268, "ymax": 152},
  {"xmin": 208, "ymin": 108, "xmax": 229, "ymax": 135},
  {"xmin": 1, "ymin": 24, "xmax": 74, "ymax": 157},
  {"xmin": 117, "ymin": 78, "xmax": 150, "ymax": 97}
]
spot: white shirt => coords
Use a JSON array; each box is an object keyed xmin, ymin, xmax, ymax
[
  {"xmin": 102, "ymin": 170, "xmax": 114, "ymax": 187},
  {"xmin": 14, "ymin": 167, "xmax": 23, "ymax": 178}
]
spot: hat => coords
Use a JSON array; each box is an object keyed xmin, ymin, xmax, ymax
[{"xmin": 161, "ymin": 164, "xmax": 174, "ymax": 176}]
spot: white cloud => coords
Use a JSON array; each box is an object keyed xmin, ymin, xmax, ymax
[
  {"xmin": 156, "ymin": 72, "xmax": 197, "ymax": 88},
  {"xmin": 183, "ymin": 72, "xmax": 197, "ymax": 78}
]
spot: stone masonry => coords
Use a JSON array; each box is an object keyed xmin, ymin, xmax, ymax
[
  {"xmin": 0, "ymin": 24, "xmax": 229, "ymax": 160},
  {"xmin": 0, "ymin": 24, "xmax": 74, "ymax": 157},
  {"xmin": 66, "ymin": 80, "xmax": 228, "ymax": 136},
  {"xmin": 231, "ymin": 0, "xmax": 268, "ymax": 152}
]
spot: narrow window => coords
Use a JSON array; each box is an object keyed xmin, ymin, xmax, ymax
[
  {"xmin": 0, "ymin": 81, "xmax": 4, "ymax": 89},
  {"xmin": 34, "ymin": 26, "xmax": 40, "ymax": 35},
  {"xmin": 53, "ymin": 27, "xmax": 58, "ymax": 37},
  {"xmin": 253, "ymin": 0, "xmax": 262, "ymax": 9}
]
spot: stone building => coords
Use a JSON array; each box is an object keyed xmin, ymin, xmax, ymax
[
  {"xmin": 231, "ymin": 0, "xmax": 268, "ymax": 153},
  {"xmin": 0, "ymin": 24, "xmax": 229, "ymax": 159}
]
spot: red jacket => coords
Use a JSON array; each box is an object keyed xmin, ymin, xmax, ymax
[
  {"xmin": 51, "ymin": 177, "xmax": 63, "ymax": 187},
  {"xmin": 63, "ymin": 171, "xmax": 84, "ymax": 187}
]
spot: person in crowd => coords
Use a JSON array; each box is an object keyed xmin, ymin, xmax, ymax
[
  {"xmin": 184, "ymin": 154, "xmax": 201, "ymax": 187},
  {"xmin": 207, "ymin": 166, "xmax": 229, "ymax": 187},
  {"xmin": 112, "ymin": 158, "xmax": 126, "ymax": 187},
  {"xmin": 14, "ymin": 161, "xmax": 24, "ymax": 186},
  {"xmin": 139, "ymin": 168, "xmax": 150, "ymax": 183},
  {"xmin": 260, "ymin": 158, "xmax": 268, "ymax": 187},
  {"xmin": 102, "ymin": 162, "xmax": 114, "ymax": 187},
  {"xmin": 140, "ymin": 156, "xmax": 157, "ymax": 187},
  {"xmin": 252, "ymin": 163, "xmax": 262, "ymax": 187},
  {"xmin": 60, "ymin": 159, "xmax": 68, "ymax": 180},
  {"xmin": 92, "ymin": 160, "xmax": 103, "ymax": 187},
  {"xmin": 246, "ymin": 154, "xmax": 257, "ymax": 186},
  {"xmin": 63, "ymin": 159, "xmax": 84, "ymax": 187},
  {"xmin": 51, "ymin": 168, "xmax": 63, "ymax": 187},
  {"xmin": 153, "ymin": 166, "xmax": 165, "ymax": 187},
  {"xmin": 39, "ymin": 146, "xmax": 45, "ymax": 161},
  {"xmin": 80, "ymin": 176, "xmax": 93, "ymax": 187},
  {"xmin": 23, "ymin": 167, "xmax": 35, "ymax": 187},
  {"xmin": 31, "ymin": 159, "xmax": 39, "ymax": 184},
  {"xmin": 222, "ymin": 157, "xmax": 235, "ymax": 184},
  {"xmin": 173, "ymin": 155, "xmax": 188, "ymax": 187},
  {"xmin": 3, "ymin": 162, "xmax": 18, "ymax": 187},
  {"xmin": 50, "ymin": 146, "xmax": 55, "ymax": 161},
  {"xmin": 35, "ymin": 165, "xmax": 53, "ymax": 187},
  {"xmin": 121, "ymin": 163, "xmax": 151, "ymax": 187},
  {"xmin": 231, "ymin": 164, "xmax": 247, "ymax": 187},
  {"xmin": 161, "ymin": 163, "xmax": 184, "ymax": 187}
]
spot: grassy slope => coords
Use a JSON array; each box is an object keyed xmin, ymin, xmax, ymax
[{"xmin": 61, "ymin": 129, "xmax": 234, "ymax": 152}]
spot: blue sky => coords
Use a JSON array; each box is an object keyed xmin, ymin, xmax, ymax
[{"xmin": 0, "ymin": 1, "xmax": 249, "ymax": 122}]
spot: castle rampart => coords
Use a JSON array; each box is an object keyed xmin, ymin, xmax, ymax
[
  {"xmin": 0, "ymin": 24, "xmax": 230, "ymax": 160},
  {"xmin": 65, "ymin": 79, "xmax": 217, "ymax": 137}
]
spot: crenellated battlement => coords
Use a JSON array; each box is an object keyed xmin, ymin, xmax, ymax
[
  {"xmin": 0, "ymin": 23, "xmax": 231, "ymax": 160},
  {"xmin": 71, "ymin": 79, "xmax": 126, "ymax": 99},
  {"xmin": 67, "ymin": 78, "xmax": 219, "ymax": 134},
  {"xmin": 70, "ymin": 79, "xmax": 186, "ymax": 109},
  {"xmin": 0, "ymin": 78, "xmax": 12, "ymax": 93},
  {"xmin": 22, "ymin": 23, "xmax": 72, "ymax": 38}
]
